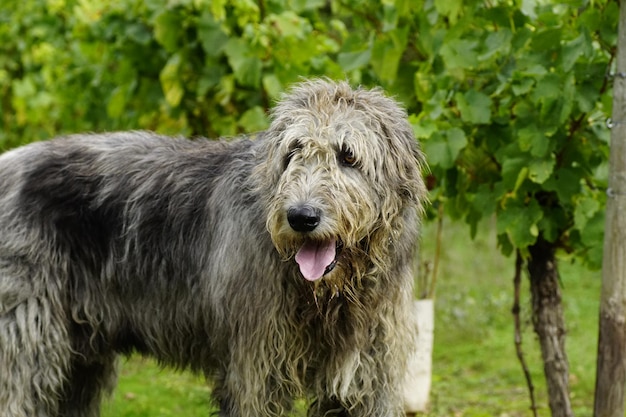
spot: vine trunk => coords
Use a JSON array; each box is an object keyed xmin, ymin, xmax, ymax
[{"xmin": 527, "ymin": 236, "xmax": 574, "ymax": 417}]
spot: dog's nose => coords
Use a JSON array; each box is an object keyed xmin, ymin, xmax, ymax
[{"xmin": 287, "ymin": 205, "xmax": 321, "ymax": 232}]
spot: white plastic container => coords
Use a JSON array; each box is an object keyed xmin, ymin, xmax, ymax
[{"xmin": 403, "ymin": 299, "xmax": 434, "ymax": 413}]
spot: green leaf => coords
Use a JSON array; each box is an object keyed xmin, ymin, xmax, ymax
[
  {"xmin": 198, "ymin": 11, "xmax": 228, "ymax": 57},
  {"xmin": 290, "ymin": 0, "xmax": 325, "ymax": 12},
  {"xmin": 517, "ymin": 125, "xmax": 550, "ymax": 157},
  {"xmin": 478, "ymin": 29, "xmax": 512, "ymax": 62},
  {"xmin": 511, "ymin": 78, "xmax": 534, "ymax": 96},
  {"xmin": 576, "ymin": 82, "xmax": 600, "ymax": 113},
  {"xmin": 513, "ymin": 167, "xmax": 529, "ymax": 193},
  {"xmin": 262, "ymin": 74, "xmax": 283, "ymax": 100},
  {"xmin": 12, "ymin": 76, "xmax": 36, "ymax": 98},
  {"xmin": 126, "ymin": 23, "xmax": 152, "ymax": 45},
  {"xmin": 423, "ymin": 134, "xmax": 451, "ymax": 169},
  {"xmin": 239, "ymin": 106, "xmax": 269, "ymax": 132},
  {"xmin": 235, "ymin": 57, "xmax": 262, "ymax": 88},
  {"xmin": 197, "ymin": 65, "xmax": 223, "ymax": 96},
  {"xmin": 573, "ymin": 195, "xmax": 600, "ymax": 231},
  {"xmin": 435, "ymin": 0, "xmax": 463, "ymax": 24},
  {"xmin": 561, "ymin": 32, "xmax": 590, "ymax": 71},
  {"xmin": 528, "ymin": 157, "xmax": 555, "ymax": 184},
  {"xmin": 270, "ymin": 11, "xmax": 308, "ymax": 38},
  {"xmin": 210, "ymin": 0, "xmax": 227, "ymax": 21},
  {"xmin": 413, "ymin": 71, "xmax": 433, "ymax": 102},
  {"xmin": 422, "ymin": 128, "xmax": 467, "ymax": 170},
  {"xmin": 409, "ymin": 116, "xmax": 438, "ymax": 139},
  {"xmin": 537, "ymin": 205, "xmax": 568, "ymax": 243},
  {"xmin": 159, "ymin": 53, "xmax": 184, "ymax": 107},
  {"xmin": 520, "ymin": 0, "xmax": 538, "ymax": 19},
  {"xmin": 371, "ymin": 26, "xmax": 409, "ymax": 83},
  {"xmin": 471, "ymin": 184, "xmax": 501, "ymax": 218},
  {"xmin": 224, "ymin": 38, "xmax": 261, "ymax": 88},
  {"xmin": 154, "ymin": 10, "xmax": 181, "ymax": 53},
  {"xmin": 531, "ymin": 28, "xmax": 562, "ymax": 52},
  {"xmin": 107, "ymin": 85, "xmax": 129, "ymax": 118},
  {"xmin": 456, "ymin": 90, "xmax": 492, "ymax": 124},
  {"xmin": 440, "ymin": 38, "xmax": 479, "ymax": 69},
  {"xmin": 497, "ymin": 233, "xmax": 515, "ymax": 257},
  {"xmin": 382, "ymin": 3, "xmax": 398, "ymax": 32},
  {"xmin": 338, "ymin": 34, "xmax": 372, "ymax": 72},
  {"xmin": 543, "ymin": 168, "xmax": 581, "ymax": 203},
  {"xmin": 579, "ymin": 211, "xmax": 605, "ymax": 269},
  {"xmin": 531, "ymin": 73, "xmax": 575, "ymax": 128},
  {"xmin": 224, "ymin": 38, "xmax": 250, "ymax": 72},
  {"xmin": 231, "ymin": 0, "xmax": 260, "ymax": 27},
  {"xmin": 531, "ymin": 73, "xmax": 561, "ymax": 104},
  {"xmin": 497, "ymin": 199, "xmax": 543, "ymax": 249},
  {"xmin": 447, "ymin": 127, "xmax": 467, "ymax": 159},
  {"xmin": 501, "ymin": 157, "xmax": 528, "ymax": 192},
  {"xmin": 558, "ymin": 73, "xmax": 575, "ymax": 124}
]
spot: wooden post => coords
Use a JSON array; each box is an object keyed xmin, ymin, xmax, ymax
[{"xmin": 594, "ymin": 1, "xmax": 626, "ymax": 415}]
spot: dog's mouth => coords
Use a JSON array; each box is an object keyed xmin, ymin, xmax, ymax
[{"xmin": 294, "ymin": 239, "xmax": 343, "ymax": 281}]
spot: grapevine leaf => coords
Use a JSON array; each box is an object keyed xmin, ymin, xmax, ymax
[
  {"xmin": 528, "ymin": 157, "xmax": 555, "ymax": 184},
  {"xmin": 422, "ymin": 128, "xmax": 467, "ymax": 169},
  {"xmin": 561, "ymin": 32, "xmax": 590, "ymax": 72},
  {"xmin": 573, "ymin": 195, "xmax": 601, "ymax": 231},
  {"xmin": 262, "ymin": 74, "xmax": 283, "ymax": 99},
  {"xmin": 440, "ymin": 38, "xmax": 479, "ymax": 69},
  {"xmin": 371, "ymin": 27, "xmax": 409, "ymax": 83},
  {"xmin": 239, "ymin": 106, "xmax": 269, "ymax": 132},
  {"xmin": 338, "ymin": 34, "xmax": 372, "ymax": 72},
  {"xmin": 447, "ymin": 127, "xmax": 468, "ymax": 159},
  {"xmin": 271, "ymin": 12, "xmax": 308, "ymax": 38},
  {"xmin": 422, "ymin": 134, "xmax": 452, "ymax": 169},
  {"xmin": 224, "ymin": 38, "xmax": 262, "ymax": 88},
  {"xmin": 518, "ymin": 125, "xmax": 550, "ymax": 158},
  {"xmin": 543, "ymin": 168, "xmax": 581, "ymax": 204},
  {"xmin": 435, "ymin": 0, "xmax": 463, "ymax": 25},
  {"xmin": 159, "ymin": 53, "xmax": 184, "ymax": 107},
  {"xmin": 497, "ymin": 199, "xmax": 543, "ymax": 249},
  {"xmin": 456, "ymin": 90, "xmax": 492, "ymax": 124},
  {"xmin": 198, "ymin": 11, "xmax": 228, "ymax": 57},
  {"xmin": 579, "ymin": 211, "xmax": 605, "ymax": 269},
  {"xmin": 501, "ymin": 157, "xmax": 528, "ymax": 191},
  {"xmin": 107, "ymin": 85, "xmax": 129, "ymax": 118},
  {"xmin": 154, "ymin": 10, "xmax": 181, "ymax": 53}
]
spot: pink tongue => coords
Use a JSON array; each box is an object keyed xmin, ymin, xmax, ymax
[{"xmin": 295, "ymin": 239, "xmax": 337, "ymax": 281}]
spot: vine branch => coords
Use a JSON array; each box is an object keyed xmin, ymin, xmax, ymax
[
  {"xmin": 512, "ymin": 250, "xmax": 538, "ymax": 417},
  {"xmin": 427, "ymin": 202, "xmax": 444, "ymax": 299}
]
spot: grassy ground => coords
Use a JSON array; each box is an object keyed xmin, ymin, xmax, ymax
[
  {"xmin": 102, "ymin": 219, "xmax": 601, "ymax": 417},
  {"xmin": 426, "ymin": 218, "xmax": 600, "ymax": 417}
]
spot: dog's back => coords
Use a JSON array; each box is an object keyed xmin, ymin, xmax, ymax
[{"xmin": 0, "ymin": 132, "xmax": 277, "ymax": 416}]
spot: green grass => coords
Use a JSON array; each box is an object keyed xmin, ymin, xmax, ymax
[
  {"xmin": 102, "ymin": 219, "xmax": 601, "ymax": 416},
  {"xmin": 101, "ymin": 357, "xmax": 212, "ymax": 416},
  {"xmin": 425, "ymin": 218, "xmax": 599, "ymax": 417}
]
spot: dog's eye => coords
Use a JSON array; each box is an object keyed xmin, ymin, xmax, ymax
[{"xmin": 339, "ymin": 148, "xmax": 357, "ymax": 167}]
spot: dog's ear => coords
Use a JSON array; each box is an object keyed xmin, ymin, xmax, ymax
[
  {"xmin": 387, "ymin": 121, "xmax": 429, "ymax": 206},
  {"xmin": 360, "ymin": 89, "xmax": 428, "ymax": 209}
]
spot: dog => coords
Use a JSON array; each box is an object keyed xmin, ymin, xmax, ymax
[{"xmin": 0, "ymin": 79, "xmax": 427, "ymax": 416}]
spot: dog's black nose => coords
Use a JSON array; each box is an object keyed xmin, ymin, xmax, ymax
[{"xmin": 287, "ymin": 206, "xmax": 321, "ymax": 232}]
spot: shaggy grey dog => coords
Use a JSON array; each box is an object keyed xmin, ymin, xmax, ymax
[{"xmin": 0, "ymin": 79, "xmax": 427, "ymax": 417}]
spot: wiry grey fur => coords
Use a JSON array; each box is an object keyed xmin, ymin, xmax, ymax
[{"xmin": 0, "ymin": 79, "xmax": 427, "ymax": 417}]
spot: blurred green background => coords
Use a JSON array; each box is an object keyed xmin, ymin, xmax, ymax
[{"xmin": 0, "ymin": 0, "xmax": 614, "ymax": 415}]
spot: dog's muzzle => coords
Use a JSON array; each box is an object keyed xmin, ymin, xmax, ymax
[{"xmin": 286, "ymin": 205, "xmax": 340, "ymax": 281}]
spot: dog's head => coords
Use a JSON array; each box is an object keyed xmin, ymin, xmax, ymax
[{"xmin": 256, "ymin": 79, "xmax": 428, "ymax": 291}]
